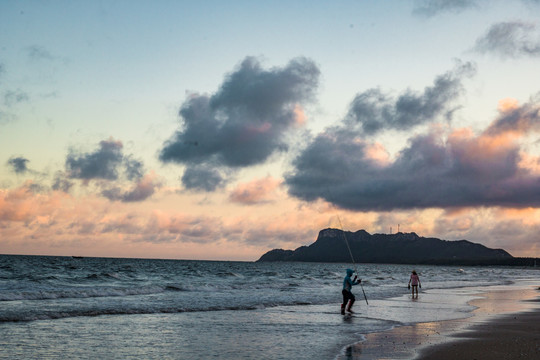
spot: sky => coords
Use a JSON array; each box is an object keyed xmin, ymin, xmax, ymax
[{"xmin": 1, "ymin": 0, "xmax": 540, "ymax": 261}]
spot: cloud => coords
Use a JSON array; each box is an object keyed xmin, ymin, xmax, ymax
[
  {"xmin": 413, "ymin": 0, "xmax": 478, "ymax": 16},
  {"xmin": 62, "ymin": 138, "xmax": 155, "ymax": 201},
  {"xmin": 485, "ymin": 94, "xmax": 540, "ymax": 135},
  {"xmin": 474, "ymin": 21, "xmax": 540, "ymax": 58},
  {"xmin": 52, "ymin": 171, "xmax": 74, "ymax": 192},
  {"xmin": 7, "ymin": 156, "xmax": 30, "ymax": 174},
  {"xmin": 346, "ymin": 61, "xmax": 476, "ymax": 135},
  {"xmin": 65, "ymin": 137, "xmax": 147, "ymax": 181},
  {"xmin": 229, "ymin": 176, "xmax": 282, "ymax": 205},
  {"xmin": 432, "ymin": 207, "xmax": 540, "ymax": 256},
  {"xmin": 123, "ymin": 155, "xmax": 145, "ymax": 181},
  {"xmin": 26, "ymin": 45, "xmax": 55, "ymax": 62},
  {"xmin": 286, "ymin": 95, "xmax": 540, "ymax": 211},
  {"xmin": 4, "ymin": 90, "xmax": 30, "ymax": 106},
  {"xmin": 2, "ymin": 182, "xmax": 537, "ymax": 258},
  {"xmin": 101, "ymin": 173, "xmax": 161, "ymax": 202},
  {"xmin": 1, "ymin": 90, "xmax": 30, "ymax": 126},
  {"xmin": 66, "ymin": 138, "xmax": 124, "ymax": 180},
  {"xmin": 1, "ymin": 62, "xmax": 30, "ymax": 125},
  {"xmin": 100, "ymin": 210, "xmax": 225, "ymax": 245},
  {"xmin": 0, "ymin": 181, "xmax": 63, "ymax": 223},
  {"xmin": 180, "ymin": 163, "xmax": 227, "ymax": 192},
  {"xmin": 159, "ymin": 56, "xmax": 320, "ymax": 191}
]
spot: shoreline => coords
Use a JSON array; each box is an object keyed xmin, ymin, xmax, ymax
[
  {"xmin": 417, "ymin": 306, "xmax": 540, "ymax": 359},
  {"xmin": 337, "ymin": 282, "xmax": 540, "ymax": 359}
]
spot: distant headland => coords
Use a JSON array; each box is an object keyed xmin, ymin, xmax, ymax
[{"xmin": 257, "ymin": 228, "xmax": 538, "ymax": 266}]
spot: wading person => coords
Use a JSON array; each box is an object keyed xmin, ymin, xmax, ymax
[
  {"xmin": 341, "ymin": 268, "xmax": 361, "ymax": 314},
  {"xmin": 408, "ymin": 270, "xmax": 421, "ymax": 298}
]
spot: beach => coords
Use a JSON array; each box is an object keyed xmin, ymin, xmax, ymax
[
  {"xmin": 339, "ymin": 283, "xmax": 540, "ymax": 359},
  {"xmin": 419, "ymin": 308, "xmax": 540, "ymax": 359}
]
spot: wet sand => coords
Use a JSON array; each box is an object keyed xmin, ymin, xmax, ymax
[
  {"xmin": 418, "ymin": 307, "xmax": 540, "ymax": 359},
  {"xmin": 340, "ymin": 284, "xmax": 540, "ymax": 359}
]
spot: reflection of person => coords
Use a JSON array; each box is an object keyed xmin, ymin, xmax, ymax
[
  {"xmin": 408, "ymin": 270, "xmax": 421, "ymax": 298},
  {"xmin": 341, "ymin": 269, "xmax": 361, "ymax": 314}
]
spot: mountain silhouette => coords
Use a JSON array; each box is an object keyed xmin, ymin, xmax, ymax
[{"xmin": 257, "ymin": 228, "xmax": 514, "ymax": 265}]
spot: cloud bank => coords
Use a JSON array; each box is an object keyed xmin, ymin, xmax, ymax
[
  {"xmin": 286, "ymin": 69, "xmax": 540, "ymax": 211},
  {"xmin": 159, "ymin": 56, "xmax": 320, "ymax": 191}
]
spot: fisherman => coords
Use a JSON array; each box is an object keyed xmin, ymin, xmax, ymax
[{"xmin": 341, "ymin": 268, "xmax": 361, "ymax": 314}]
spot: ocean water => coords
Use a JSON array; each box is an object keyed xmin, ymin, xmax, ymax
[{"xmin": 0, "ymin": 255, "xmax": 538, "ymax": 359}]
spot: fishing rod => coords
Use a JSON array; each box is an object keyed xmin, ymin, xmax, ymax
[
  {"xmin": 335, "ymin": 213, "xmax": 368, "ymax": 305},
  {"xmin": 324, "ymin": 186, "xmax": 368, "ymax": 305}
]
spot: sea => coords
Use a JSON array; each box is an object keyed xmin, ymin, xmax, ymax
[{"xmin": 0, "ymin": 255, "xmax": 538, "ymax": 359}]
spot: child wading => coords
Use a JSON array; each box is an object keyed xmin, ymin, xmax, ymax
[
  {"xmin": 341, "ymin": 269, "xmax": 361, "ymax": 314},
  {"xmin": 408, "ymin": 270, "xmax": 421, "ymax": 298}
]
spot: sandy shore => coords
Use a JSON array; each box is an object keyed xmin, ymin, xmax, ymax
[
  {"xmin": 339, "ymin": 284, "xmax": 540, "ymax": 359},
  {"xmin": 418, "ymin": 306, "xmax": 540, "ymax": 359}
]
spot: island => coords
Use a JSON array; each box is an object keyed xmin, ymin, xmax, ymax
[{"xmin": 257, "ymin": 228, "xmax": 537, "ymax": 266}]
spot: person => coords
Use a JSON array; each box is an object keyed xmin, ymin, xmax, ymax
[
  {"xmin": 408, "ymin": 270, "xmax": 421, "ymax": 298},
  {"xmin": 341, "ymin": 268, "xmax": 361, "ymax": 314}
]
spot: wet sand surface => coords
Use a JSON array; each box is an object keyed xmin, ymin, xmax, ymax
[
  {"xmin": 340, "ymin": 284, "xmax": 540, "ymax": 360},
  {"xmin": 418, "ymin": 307, "xmax": 540, "ymax": 359}
]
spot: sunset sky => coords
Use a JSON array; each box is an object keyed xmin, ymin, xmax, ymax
[{"xmin": 2, "ymin": 0, "xmax": 540, "ymax": 260}]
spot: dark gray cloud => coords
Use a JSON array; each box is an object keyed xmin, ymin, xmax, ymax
[
  {"xmin": 413, "ymin": 0, "xmax": 478, "ymax": 16},
  {"xmin": 286, "ymin": 90, "xmax": 540, "ymax": 211},
  {"xmin": 346, "ymin": 62, "xmax": 475, "ymax": 135},
  {"xmin": 52, "ymin": 171, "xmax": 74, "ymax": 192},
  {"xmin": 123, "ymin": 155, "xmax": 144, "ymax": 181},
  {"xmin": 63, "ymin": 138, "xmax": 155, "ymax": 202},
  {"xmin": 474, "ymin": 21, "xmax": 540, "ymax": 59},
  {"xmin": 101, "ymin": 178, "xmax": 158, "ymax": 202},
  {"xmin": 160, "ymin": 56, "xmax": 320, "ymax": 191},
  {"xmin": 66, "ymin": 139, "xmax": 124, "ymax": 180},
  {"xmin": 7, "ymin": 156, "xmax": 30, "ymax": 174},
  {"xmin": 181, "ymin": 164, "xmax": 226, "ymax": 192}
]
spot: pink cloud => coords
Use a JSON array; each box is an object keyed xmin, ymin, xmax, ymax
[
  {"xmin": 0, "ymin": 181, "xmax": 64, "ymax": 222},
  {"xmin": 486, "ymin": 95, "xmax": 540, "ymax": 136},
  {"xmin": 293, "ymin": 104, "xmax": 307, "ymax": 126},
  {"xmin": 2, "ymin": 168, "xmax": 539, "ymax": 260},
  {"xmin": 229, "ymin": 176, "xmax": 283, "ymax": 204}
]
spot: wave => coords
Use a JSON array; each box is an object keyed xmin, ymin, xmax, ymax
[
  {"xmin": 85, "ymin": 272, "xmax": 123, "ymax": 280},
  {"xmin": 0, "ymin": 302, "xmax": 282, "ymax": 323},
  {"xmin": 165, "ymin": 285, "xmax": 190, "ymax": 292},
  {"xmin": 0, "ymin": 285, "xmax": 183, "ymax": 302}
]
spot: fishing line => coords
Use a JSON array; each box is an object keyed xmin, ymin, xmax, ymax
[
  {"xmin": 335, "ymin": 212, "xmax": 368, "ymax": 305},
  {"xmin": 325, "ymin": 187, "xmax": 368, "ymax": 305}
]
